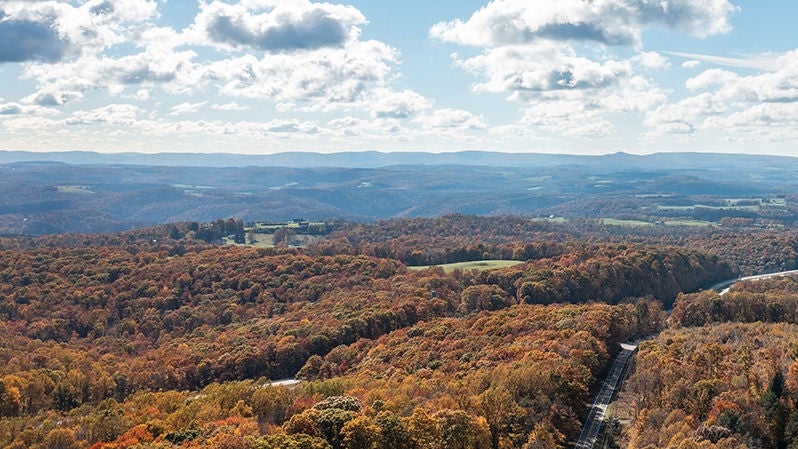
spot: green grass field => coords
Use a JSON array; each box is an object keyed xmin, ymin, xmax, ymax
[
  {"xmin": 601, "ymin": 218, "xmax": 654, "ymax": 227},
  {"xmin": 57, "ymin": 186, "xmax": 94, "ymax": 194},
  {"xmin": 663, "ymin": 219, "xmax": 714, "ymax": 227},
  {"xmin": 408, "ymin": 260, "xmax": 523, "ymax": 273}
]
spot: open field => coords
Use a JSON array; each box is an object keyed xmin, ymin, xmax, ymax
[
  {"xmin": 56, "ymin": 186, "xmax": 94, "ymax": 194},
  {"xmin": 224, "ymin": 233, "xmax": 321, "ymax": 248},
  {"xmin": 408, "ymin": 260, "xmax": 523, "ymax": 273},
  {"xmin": 663, "ymin": 219, "xmax": 714, "ymax": 227},
  {"xmin": 602, "ymin": 218, "xmax": 714, "ymax": 227},
  {"xmin": 656, "ymin": 197, "xmax": 787, "ymax": 213},
  {"xmin": 601, "ymin": 218, "xmax": 654, "ymax": 227}
]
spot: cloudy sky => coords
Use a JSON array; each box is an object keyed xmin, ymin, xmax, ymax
[{"xmin": 0, "ymin": 0, "xmax": 796, "ymax": 155}]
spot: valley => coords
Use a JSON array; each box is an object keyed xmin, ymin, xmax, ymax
[{"xmin": 0, "ymin": 212, "xmax": 796, "ymax": 448}]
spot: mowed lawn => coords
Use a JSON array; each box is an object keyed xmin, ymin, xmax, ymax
[{"xmin": 408, "ymin": 260, "xmax": 523, "ymax": 273}]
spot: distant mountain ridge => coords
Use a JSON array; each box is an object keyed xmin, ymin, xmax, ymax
[
  {"xmin": 2, "ymin": 149, "xmax": 798, "ymax": 236},
  {"xmin": 2, "ymin": 149, "xmax": 797, "ymax": 170}
]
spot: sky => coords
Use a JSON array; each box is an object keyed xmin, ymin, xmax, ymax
[{"xmin": 0, "ymin": 0, "xmax": 797, "ymax": 156}]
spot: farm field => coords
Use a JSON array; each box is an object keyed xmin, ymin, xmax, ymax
[
  {"xmin": 601, "ymin": 218, "xmax": 714, "ymax": 227},
  {"xmin": 408, "ymin": 259, "xmax": 524, "ymax": 272}
]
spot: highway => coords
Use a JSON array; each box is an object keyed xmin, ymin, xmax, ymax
[
  {"xmin": 574, "ymin": 343, "xmax": 637, "ymax": 449},
  {"xmin": 709, "ymin": 269, "xmax": 798, "ymax": 295},
  {"xmin": 270, "ymin": 378, "xmax": 301, "ymax": 387},
  {"xmin": 573, "ymin": 269, "xmax": 798, "ymax": 449}
]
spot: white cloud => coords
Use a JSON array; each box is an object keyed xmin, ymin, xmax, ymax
[
  {"xmin": 645, "ymin": 51, "xmax": 798, "ymax": 139},
  {"xmin": 456, "ymin": 43, "xmax": 632, "ymax": 95},
  {"xmin": 0, "ymin": 103, "xmax": 22, "ymax": 115},
  {"xmin": 520, "ymin": 98, "xmax": 612, "ymax": 138},
  {"xmin": 187, "ymin": 0, "xmax": 365, "ymax": 52},
  {"xmin": 666, "ymin": 51, "xmax": 784, "ymax": 71},
  {"xmin": 65, "ymin": 104, "xmax": 142, "ymax": 125},
  {"xmin": 169, "ymin": 101, "xmax": 207, "ymax": 116},
  {"xmin": 430, "ymin": 0, "xmax": 711, "ymax": 141},
  {"xmin": 684, "ymin": 68, "xmax": 739, "ymax": 91},
  {"xmin": 0, "ymin": 101, "xmax": 58, "ymax": 117},
  {"xmin": 415, "ymin": 108, "xmax": 485, "ymax": 130},
  {"xmin": 212, "ymin": 101, "xmax": 249, "ymax": 111},
  {"xmin": 20, "ymin": 45, "xmax": 197, "ymax": 105},
  {"xmin": 682, "ymin": 60, "xmax": 701, "ymax": 69},
  {"xmin": 633, "ymin": 51, "xmax": 670, "ymax": 70},
  {"xmin": 644, "ymin": 93, "xmax": 721, "ymax": 136},
  {"xmin": 369, "ymin": 88, "xmax": 431, "ymax": 119},
  {"xmin": 0, "ymin": 0, "xmax": 159, "ymax": 62},
  {"xmin": 202, "ymin": 39, "xmax": 399, "ymax": 111},
  {"xmin": 448, "ymin": 41, "xmax": 667, "ymax": 138},
  {"xmin": 6, "ymin": 0, "xmax": 412, "ymax": 115},
  {"xmin": 431, "ymin": 0, "xmax": 737, "ymax": 48}
]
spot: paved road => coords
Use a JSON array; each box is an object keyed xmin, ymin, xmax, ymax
[
  {"xmin": 571, "ymin": 270, "xmax": 798, "ymax": 449},
  {"xmin": 709, "ymin": 269, "xmax": 798, "ymax": 295},
  {"xmin": 270, "ymin": 378, "xmax": 301, "ymax": 387},
  {"xmin": 574, "ymin": 343, "xmax": 637, "ymax": 449}
]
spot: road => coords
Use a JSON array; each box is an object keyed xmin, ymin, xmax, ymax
[
  {"xmin": 270, "ymin": 378, "xmax": 301, "ymax": 387},
  {"xmin": 709, "ymin": 269, "xmax": 798, "ymax": 295},
  {"xmin": 572, "ymin": 269, "xmax": 798, "ymax": 449},
  {"xmin": 574, "ymin": 343, "xmax": 637, "ymax": 449}
]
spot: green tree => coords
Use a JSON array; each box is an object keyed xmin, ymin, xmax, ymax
[
  {"xmin": 254, "ymin": 433, "xmax": 332, "ymax": 449},
  {"xmin": 341, "ymin": 415, "xmax": 381, "ymax": 449},
  {"xmin": 86, "ymin": 400, "xmax": 129, "ymax": 444},
  {"xmin": 374, "ymin": 411, "xmax": 411, "ymax": 449},
  {"xmin": 284, "ymin": 409, "xmax": 322, "ymax": 438},
  {"xmin": 314, "ymin": 395, "xmax": 362, "ymax": 412},
  {"xmin": 764, "ymin": 370, "xmax": 789, "ymax": 449},
  {"xmin": 317, "ymin": 408, "xmax": 358, "ymax": 449},
  {"xmin": 252, "ymin": 385, "xmax": 294, "ymax": 424},
  {"xmin": 52, "ymin": 382, "xmax": 79, "ymax": 411}
]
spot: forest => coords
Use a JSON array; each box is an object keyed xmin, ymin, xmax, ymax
[
  {"xmin": 0, "ymin": 215, "xmax": 796, "ymax": 448},
  {"xmin": 616, "ymin": 276, "xmax": 798, "ymax": 449}
]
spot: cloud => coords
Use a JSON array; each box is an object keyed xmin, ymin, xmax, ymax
[
  {"xmin": 0, "ymin": 103, "xmax": 22, "ymax": 115},
  {"xmin": 369, "ymin": 89, "xmax": 431, "ymax": 119},
  {"xmin": 203, "ymin": 39, "xmax": 398, "ymax": 111},
  {"xmin": 0, "ymin": 17, "xmax": 67, "ymax": 62},
  {"xmin": 431, "ymin": 0, "xmax": 737, "ymax": 48},
  {"xmin": 456, "ymin": 44, "xmax": 632, "ymax": 94},
  {"xmin": 644, "ymin": 93, "xmax": 721, "ymax": 136},
  {"xmin": 264, "ymin": 120, "xmax": 320, "ymax": 134},
  {"xmin": 682, "ymin": 60, "xmax": 701, "ymax": 69},
  {"xmin": 520, "ymin": 98, "xmax": 613, "ymax": 138},
  {"xmin": 431, "ymin": 0, "xmax": 718, "ymax": 140},
  {"xmin": 2, "ymin": 0, "xmax": 173, "ymax": 104},
  {"xmin": 3, "ymin": 1, "xmax": 416, "ymax": 118},
  {"xmin": 415, "ymin": 108, "xmax": 485, "ymax": 130},
  {"xmin": 23, "ymin": 89, "xmax": 84, "ymax": 107},
  {"xmin": 633, "ymin": 51, "xmax": 670, "ymax": 70},
  {"xmin": 212, "ymin": 102, "xmax": 249, "ymax": 111},
  {"xmin": 645, "ymin": 51, "xmax": 798, "ymax": 139},
  {"xmin": 190, "ymin": 0, "xmax": 365, "ymax": 52},
  {"xmin": 64, "ymin": 104, "xmax": 142, "ymax": 126},
  {"xmin": 169, "ymin": 101, "xmax": 207, "ymax": 116},
  {"xmin": 665, "ymin": 51, "xmax": 784, "ymax": 71},
  {"xmin": 20, "ymin": 45, "xmax": 197, "ymax": 105},
  {"xmin": 0, "ymin": 0, "xmax": 159, "ymax": 62}
]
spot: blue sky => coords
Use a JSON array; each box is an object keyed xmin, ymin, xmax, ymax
[{"xmin": 0, "ymin": 0, "xmax": 797, "ymax": 156}]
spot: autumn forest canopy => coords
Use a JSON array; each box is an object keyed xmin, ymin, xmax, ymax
[{"xmin": 1, "ymin": 213, "xmax": 798, "ymax": 448}]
